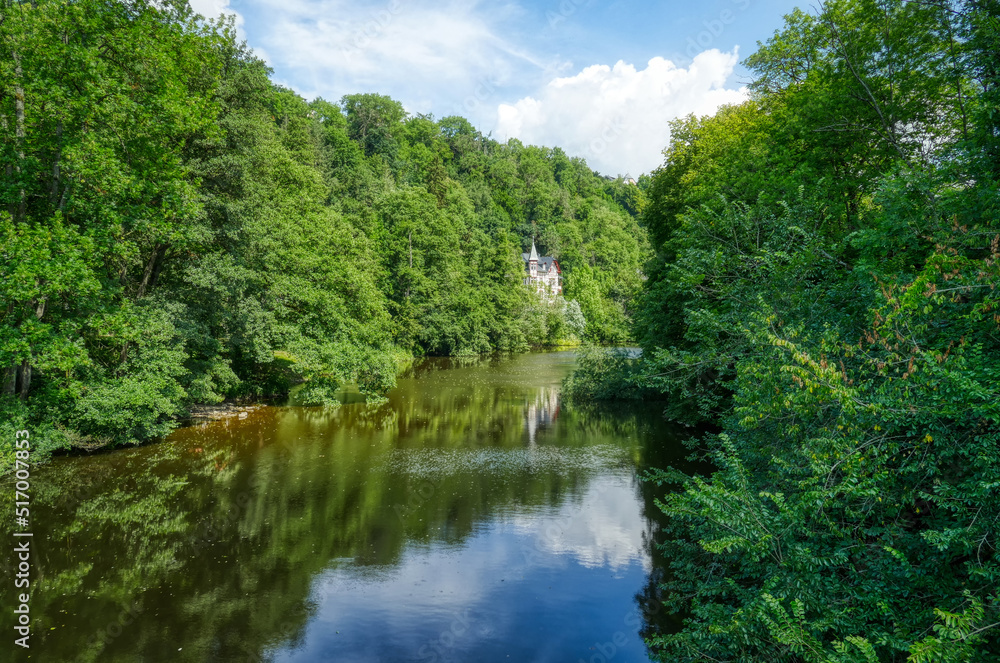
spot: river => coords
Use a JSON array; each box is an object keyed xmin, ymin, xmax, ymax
[{"xmin": 2, "ymin": 351, "xmax": 692, "ymax": 662}]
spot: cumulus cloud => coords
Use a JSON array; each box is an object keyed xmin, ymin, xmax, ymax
[
  {"xmin": 187, "ymin": 0, "xmax": 244, "ymax": 31},
  {"xmin": 190, "ymin": 0, "xmax": 748, "ymax": 176},
  {"xmin": 494, "ymin": 49, "xmax": 747, "ymax": 176},
  {"xmin": 242, "ymin": 0, "xmax": 546, "ymax": 116}
]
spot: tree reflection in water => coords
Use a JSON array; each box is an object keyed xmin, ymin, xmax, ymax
[{"xmin": 1, "ymin": 351, "xmax": 692, "ymax": 663}]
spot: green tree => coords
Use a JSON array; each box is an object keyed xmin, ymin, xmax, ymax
[{"xmin": 602, "ymin": 0, "xmax": 1000, "ymax": 658}]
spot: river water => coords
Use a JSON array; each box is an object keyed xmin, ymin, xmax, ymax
[{"xmin": 2, "ymin": 351, "xmax": 691, "ymax": 662}]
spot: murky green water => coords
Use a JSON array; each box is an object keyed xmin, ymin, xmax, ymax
[{"xmin": 2, "ymin": 351, "xmax": 690, "ymax": 662}]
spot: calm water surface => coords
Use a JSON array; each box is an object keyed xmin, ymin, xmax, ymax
[{"xmin": 2, "ymin": 351, "xmax": 690, "ymax": 662}]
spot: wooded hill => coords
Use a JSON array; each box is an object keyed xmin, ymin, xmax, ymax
[{"xmin": 0, "ymin": 0, "xmax": 649, "ymax": 464}]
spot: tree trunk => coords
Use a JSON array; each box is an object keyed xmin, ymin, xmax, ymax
[
  {"xmin": 10, "ymin": 299, "xmax": 47, "ymax": 401},
  {"xmin": 51, "ymin": 117, "xmax": 63, "ymax": 207},
  {"xmin": 1, "ymin": 90, "xmax": 9, "ymax": 204},
  {"xmin": 137, "ymin": 243, "xmax": 166, "ymax": 298},
  {"xmin": 16, "ymin": 360, "xmax": 31, "ymax": 401},
  {"xmin": 406, "ymin": 230, "xmax": 412, "ymax": 300},
  {"xmin": 13, "ymin": 49, "xmax": 26, "ymax": 223},
  {"xmin": 148, "ymin": 246, "xmax": 168, "ymax": 292},
  {"xmin": 2, "ymin": 366, "xmax": 16, "ymax": 397}
]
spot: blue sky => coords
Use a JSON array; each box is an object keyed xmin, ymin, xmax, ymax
[{"xmin": 188, "ymin": 0, "xmax": 804, "ymax": 176}]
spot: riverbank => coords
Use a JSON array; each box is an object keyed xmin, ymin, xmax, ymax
[
  {"xmin": 0, "ymin": 351, "xmax": 686, "ymax": 662},
  {"xmin": 1, "ymin": 344, "xmax": 601, "ymax": 476}
]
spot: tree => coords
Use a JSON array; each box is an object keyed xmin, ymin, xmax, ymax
[
  {"xmin": 341, "ymin": 93, "xmax": 406, "ymax": 159},
  {"xmin": 610, "ymin": 1, "xmax": 1000, "ymax": 658},
  {"xmin": 564, "ymin": 299, "xmax": 586, "ymax": 338}
]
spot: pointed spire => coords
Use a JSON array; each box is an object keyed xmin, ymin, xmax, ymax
[{"xmin": 529, "ymin": 241, "xmax": 539, "ymax": 262}]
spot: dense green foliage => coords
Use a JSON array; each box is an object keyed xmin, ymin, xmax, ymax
[
  {"xmin": 570, "ymin": 0, "xmax": 1000, "ymax": 659},
  {"xmin": 0, "ymin": 0, "xmax": 648, "ymax": 468},
  {"xmin": 562, "ymin": 346, "xmax": 654, "ymax": 402}
]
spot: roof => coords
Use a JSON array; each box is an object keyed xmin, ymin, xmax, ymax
[
  {"xmin": 522, "ymin": 242, "xmax": 543, "ymax": 263},
  {"xmin": 522, "ymin": 256, "xmax": 560, "ymax": 273},
  {"xmin": 522, "ymin": 242, "xmax": 560, "ymax": 272}
]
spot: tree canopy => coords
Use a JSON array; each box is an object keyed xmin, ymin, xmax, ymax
[{"xmin": 0, "ymin": 0, "xmax": 649, "ymax": 466}]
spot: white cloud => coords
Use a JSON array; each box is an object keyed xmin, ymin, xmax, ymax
[
  {"xmin": 512, "ymin": 475, "xmax": 651, "ymax": 573},
  {"xmin": 187, "ymin": 0, "xmax": 245, "ymax": 31},
  {"xmin": 244, "ymin": 0, "xmax": 547, "ymax": 117},
  {"xmin": 494, "ymin": 50, "xmax": 747, "ymax": 176},
  {"xmin": 191, "ymin": 1, "xmax": 748, "ymax": 176}
]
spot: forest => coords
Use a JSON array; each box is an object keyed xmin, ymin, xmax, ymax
[
  {"xmin": 0, "ymin": 0, "xmax": 648, "ymax": 467},
  {"xmin": 4, "ymin": 0, "xmax": 1000, "ymax": 659},
  {"xmin": 567, "ymin": 0, "xmax": 1000, "ymax": 660}
]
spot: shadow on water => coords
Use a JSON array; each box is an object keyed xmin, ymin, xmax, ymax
[{"xmin": 1, "ymin": 351, "xmax": 693, "ymax": 663}]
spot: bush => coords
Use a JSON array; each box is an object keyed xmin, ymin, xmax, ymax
[
  {"xmin": 0, "ymin": 399, "xmax": 72, "ymax": 475},
  {"xmin": 562, "ymin": 346, "xmax": 654, "ymax": 402}
]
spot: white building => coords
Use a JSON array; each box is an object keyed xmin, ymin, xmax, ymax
[{"xmin": 522, "ymin": 241, "xmax": 562, "ymax": 299}]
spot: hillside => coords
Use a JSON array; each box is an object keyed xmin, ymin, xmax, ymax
[{"xmin": 0, "ymin": 1, "xmax": 648, "ymax": 461}]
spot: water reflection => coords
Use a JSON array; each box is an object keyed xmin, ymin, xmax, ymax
[
  {"xmin": 0, "ymin": 351, "xmax": 689, "ymax": 662},
  {"xmin": 526, "ymin": 387, "xmax": 560, "ymax": 446}
]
